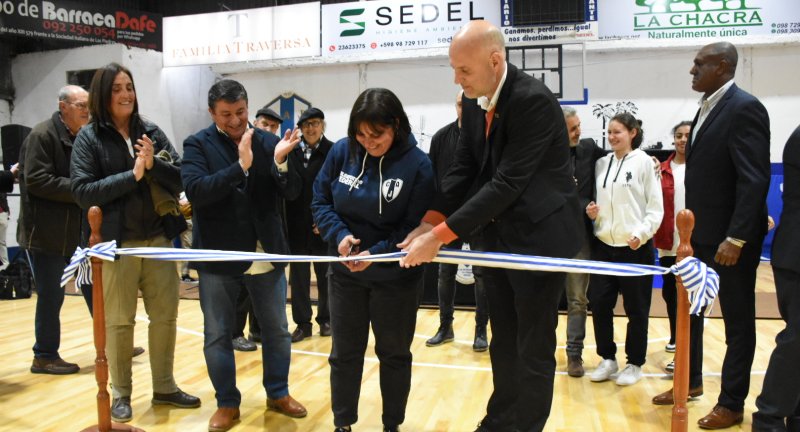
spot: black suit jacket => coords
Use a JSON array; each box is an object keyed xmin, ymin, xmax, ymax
[
  {"xmin": 433, "ymin": 63, "xmax": 583, "ymax": 258},
  {"xmin": 771, "ymin": 125, "xmax": 800, "ymax": 271},
  {"xmin": 685, "ymin": 83, "xmax": 771, "ymax": 246},
  {"xmin": 284, "ymin": 136, "xmax": 333, "ymax": 254},
  {"xmin": 573, "ymin": 138, "xmax": 606, "ymax": 235},
  {"xmin": 181, "ymin": 124, "xmax": 301, "ymax": 275}
]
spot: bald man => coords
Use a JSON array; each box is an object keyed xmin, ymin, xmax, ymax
[
  {"xmin": 651, "ymin": 42, "xmax": 770, "ymax": 430},
  {"xmin": 400, "ymin": 20, "xmax": 583, "ymax": 431},
  {"xmin": 19, "ymin": 85, "xmax": 90, "ymax": 375}
]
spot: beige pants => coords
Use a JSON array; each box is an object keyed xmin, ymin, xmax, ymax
[{"xmin": 103, "ymin": 235, "xmax": 179, "ymax": 398}]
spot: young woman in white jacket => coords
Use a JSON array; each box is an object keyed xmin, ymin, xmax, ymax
[{"xmin": 585, "ymin": 112, "xmax": 664, "ymax": 386}]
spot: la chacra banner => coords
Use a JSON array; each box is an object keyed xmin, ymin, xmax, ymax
[
  {"xmin": 0, "ymin": 0, "xmax": 162, "ymax": 50},
  {"xmin": 599, "ymin": 0, "xmax": 800, "ymax": 40},
  {"xmin": 321, "ymin": 0, "xmax": 501, "ymax": 57}
]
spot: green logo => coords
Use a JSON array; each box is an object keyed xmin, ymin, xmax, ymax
[
  {"xmin": 633, "ymin": 0, "xmax": 762, "ymax": 33},
  {"xmin": 635, "ymin": 0, "xmax": 754, "ymax": 14},
  {"xmin": 339, "ymin": 8, "xmax": 366, "ymax": 37}
]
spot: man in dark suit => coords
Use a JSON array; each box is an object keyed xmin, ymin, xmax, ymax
[
  {"xmin": 561, "ymin": 106, "xmax": 605, "ymax": 377},
  {"xmin": 752, "ymin": 125, "xmax": 800, "ymax": 432},
  {"xmin": 678, "ymin": 41, "xmax": 771, "ymax": 430},
  {"xmin": 181, "ymin": 79, "xmax": 308, "ymax": 431},
  {"xmin": 401, "ymin": 20, "xmax": 583, "ymax": 432},
  {"xmin": 285, "ymin": 107, "xmax": 333, "ymax": 342}
]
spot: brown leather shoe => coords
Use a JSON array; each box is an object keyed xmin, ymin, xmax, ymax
[
  {"xmin": 267, "ymin": 395, "xmax": 307, "ymax": 418},
  {"xmin": 209, "ymin": 407, "xmax": 240, "ymax": 432},
  {"xmin": 30, "ymin": 357, "xmax": 79, "ymax": 375},
  {"xmin": 697, "ymin": 405, "xmax": 744, "ymax": 429},
  {"xmin": 567, "ymin": 356, "xmax": 585, "ymax": 377},
  {"xmin": 133, "ymin": 346, "xmax": 145, "ymax": 357},
  {"xmin": 652, "ymin": 385, "xmax": 704, "ymax": 405}
]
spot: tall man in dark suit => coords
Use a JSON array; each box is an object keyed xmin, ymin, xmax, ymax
[
  {"xmin": 400, "ymin": 20, "xmax": 583, "ymax": 432},
  {"xmin": 286, "ymin": 107, "xmax": 333, "ymax": 342},
  {"xmin": 752, "ymin": 125, "xmax": 800, "ymax": 432},
  {"xmin": 679, "ymin": 42, "xmax": 771, "ymax": 430},
  {"xmin": 182, "ymin": 79, "xmax": 308, "ymax": 431},
  {"xmin": 561, "ymin": 106, "xmax": 605, "ymax": 377}
]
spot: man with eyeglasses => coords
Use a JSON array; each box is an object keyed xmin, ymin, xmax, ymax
[
  {"xmin": 18, "ymin": 85, "xmax": 89, "ymax": 375},
  {"xmin": 286, "ymin": 107, "xmax": 334, "ymax": 342}
]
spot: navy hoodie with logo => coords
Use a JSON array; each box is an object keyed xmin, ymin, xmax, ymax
[{"xmin": 311, "ymin": 133, "xmax": 434, "ymax": 281}]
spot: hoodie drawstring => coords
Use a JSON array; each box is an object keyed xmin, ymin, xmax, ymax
[
  {"xmin": 349, "ymin": 152, "xmax": 369, "ymax": 193},
  {"xmin": 348, "ymin": 151, "xmax": 386, "ymax": 216},
  {"xmin": 378, "ymin": 155, "xmax": 385, "ymax": 215}
]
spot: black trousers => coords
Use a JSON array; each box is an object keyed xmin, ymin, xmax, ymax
[
  {"xmin": 753, "ymin": 266, "xmax": 800, "ymax": 429},
  {"xmin": 589, "ymin": 241, "xmax": 654, "ymax": 367},
  {"xmin": 690, "ymin": 242, "xmax": 760, "ymax": 411},
  {"xmin": 480, "ymin": 266, "xmax": 564, "ymax": 432},
  {"xmin": 328, "ymin": 270, "xmax": 421, "ymax": 428},
  {"xmin": 659, "ymin": 255, "xmax": 678, "ymax": 345},
  {"xmin": 290, "ymin": 261, "xmax": 330, "ymax": 328},
  {"xmin": 234, "ymin": 285, "xmax": 260, "ymax": 338}
]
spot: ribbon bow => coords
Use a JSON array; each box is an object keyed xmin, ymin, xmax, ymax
[{"xmin": 60, "ymin": 241, "xmax": 118, "ymax": 288}]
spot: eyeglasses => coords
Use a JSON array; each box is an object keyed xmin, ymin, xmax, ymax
[
  {"xmin": 301, "ymin": 120, "xmax": 322, "ymax": 129},
  {"xmin": 66, "ymin": 101, "xmax": 89, "ymax": 110}
]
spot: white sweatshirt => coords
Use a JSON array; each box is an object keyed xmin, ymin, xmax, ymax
[{"xmin": 593, "ymin": 148, "xmax": 664, "ymax": 247}]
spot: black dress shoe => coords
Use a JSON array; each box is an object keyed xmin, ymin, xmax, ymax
[
  {"xmin": 383, "ymin": 426, "xmax": 399, "ymax": 432},
  {"xmin": 232, "ymin": 336, "xmax": 257, "ymax": 351},
  {"xmin": 333, "ymin": 427, "xmax": 352, "ymax": 432},
  {"xmin": 132, "ymin": 346, "xmax": 145, "ymax": 357},
  {"xmin": 472, "ymin": 324, "xmax": 488, "ymax": 352},
  {"xmin": 111, "ymin": 396, "xmax": 133, "ymax": 422},
  {"xmin": 181, "ymin": 274, "xmax": 197, "ymax": 282},
  {"xmin": 426, "ymin": 323, "xmax": 454, "ymax": 347},
  {"xmin": 320, "ymin": 322, "xmax": 332, "ymax": 337},
  {"xmin": 152, "ymin": 388, "xmax": 201, "ymax": 408},
  {"xmin": 291, "ymin": 326, "xmax": 311, "ymax": 343}
]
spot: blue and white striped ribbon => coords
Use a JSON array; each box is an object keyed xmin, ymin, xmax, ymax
[
  {"xmin": 60, "ymin": 241, "xmax": 118, "ymax": 288},
  {"xmin": 62, "ymin": 242, "xmax": 718, "ymax": 315},
  {"xmin": 675, "ymin": 255, "xmax": 720, "ymax": 315}
]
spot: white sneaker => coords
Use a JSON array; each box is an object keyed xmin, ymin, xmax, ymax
[
  {"xmin": 665, "ymin": 343, "xmax": 676, "ymax": 353},
  {"xmin": 615, "ymin": 364, "xmax": 643, "ymax": 386},
  {"xmin": 590, "ymin": 359, "xmax": 619, "ymax": 382},
  {"xmin": 665, "ymin": 360, "xmax": 675, "ymax": 374}
]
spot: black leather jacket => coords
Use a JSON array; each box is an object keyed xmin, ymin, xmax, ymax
[{"xmin": 70, "ymin": 115, "xmax": 181, "ymax": 244}]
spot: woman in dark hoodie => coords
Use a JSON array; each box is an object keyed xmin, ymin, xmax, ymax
[{"xmin": 312, "ymin": 88, "xmax": 434, "ymax": 432}]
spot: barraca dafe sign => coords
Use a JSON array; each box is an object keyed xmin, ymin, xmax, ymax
[{"xmin": 599, "ymin": 0, "xmax": 800, "ymax": 40}]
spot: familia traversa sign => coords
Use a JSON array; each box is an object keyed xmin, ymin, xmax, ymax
[{"xmin": 599, "ymin": 0, "xmax": 800, "ymax": 40}]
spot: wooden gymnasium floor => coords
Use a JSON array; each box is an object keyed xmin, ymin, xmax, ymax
[{"xmin": 0, "ymin": 264, "xmax": 783, "ymax": 431}]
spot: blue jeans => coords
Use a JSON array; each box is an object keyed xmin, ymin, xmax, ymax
[
  {"xmin": 198, "ymin": 269, "xmax": 292, "ymax": 407},
  {"xmin": 31, "ymin": 250, "xmax": 69, "ymax": 359}
]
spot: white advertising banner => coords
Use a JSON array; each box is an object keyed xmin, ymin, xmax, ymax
[
  {"xmin": 163, "ymin": 2, "xmax": 320, "ymax": 67},
  {"xmin": 599, "ymin": 0, "xmax": 800, "ymax": 40},
  {"xmin": 321, "ymin": 0, "xmax": 501, "ymax": 57},
  {"xmin": 502, "ymin": 0, "xmax": 599, "ymax": 44}
]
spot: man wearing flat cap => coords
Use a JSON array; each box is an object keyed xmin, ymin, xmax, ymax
[
  {"xmin": 287, "ymin": 107, "xmax": 334, "ymax": 342},
  {"xmin": 255, "ymin": 107, "xmax": 283, "ymax": 136}
]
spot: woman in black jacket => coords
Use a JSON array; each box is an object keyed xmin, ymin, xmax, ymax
[{"xmin": 70, "ymin": 63, "xmax": 199, "ymax": 423}]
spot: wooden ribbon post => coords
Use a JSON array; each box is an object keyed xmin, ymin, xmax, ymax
[
  {"xmin": 671, "ymin": 209, "xmax": 695, "ymax": 432},
  {"xmin": 81, "ymin": 207, "xmax": 144, "ymax": 432}
]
